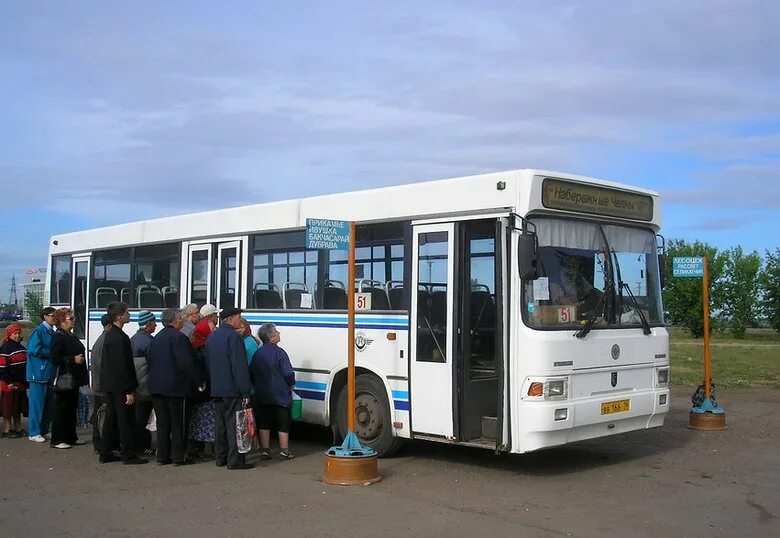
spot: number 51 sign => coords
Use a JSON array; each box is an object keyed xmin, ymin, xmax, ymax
[{"xmin": 355, "ymin": 292, "xmax": 372, "ymax": 311}]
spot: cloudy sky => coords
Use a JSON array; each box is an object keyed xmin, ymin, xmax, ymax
[{"xmin": 1, "ymin": 1, "xmax": 778, "ymax": 300}]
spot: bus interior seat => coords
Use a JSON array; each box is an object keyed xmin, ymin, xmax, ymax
[
  {"xmin": 95, "ymin": 287, "xmax": 119, "ymax": 308},
  {"xmin": 358, "ymin": 279, "xmax": 390, "ymax": 310},
  {"xmin": 221, "ymin": 289, "xmax": 236, "ymax": 309},
  {"xmin": 162, "ymin": 286, "xmax": 178, "ymax": 307},
  {"xmin": 416, "ymin": 289, "xmax": 431, "ymax": 320},
  {"xmin": 386, "ymin": 280, "xmax": 404, "ymax": 310},
  {"xmin": 323, "ymin": 283, "xmax": 347, "ymax": 309},
  {"xmin": 470, "ymin": 290, "xmax": 496, "ymax": 326},
  {"xmin": 120, "ymin": 288, "xmax": 131, "ymax": 305},
  {"xmin": 470, "ymin": 289, "xmax": 496, "ymax": 357},
  {"xmin": 283, "ymin": 283, "xmax": 312, "ymax": 309},
  {"xmin": 253, "ymin": 283, "xmax": 282, "ymax": 309},
  {"xmin": 430, "ymin": 289, "xmax": 448, "ymax": 327},
  {"xmin": 137, "ymin": 285, "xmax": 164, "ymax": 308}
]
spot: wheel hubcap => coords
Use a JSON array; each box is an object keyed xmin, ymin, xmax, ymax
[{"xmin": 354, "ymin": 392, "xmax": 382, "ymax": 442}]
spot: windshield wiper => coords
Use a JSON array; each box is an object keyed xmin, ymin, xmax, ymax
[
  {"xmin": 611, "ymin": 248, "xmax": 652, "ymax": 335},
  {"xmin": 575, "ymin": 246, "xmax": 611, "ymax": 339},
  {"xmin": 619, "ymin": 281, "xmax": 652, "ymax": 335},
  {"xmin": 574, "ymin": 290, "xmax": 606, "ymax": 338}
]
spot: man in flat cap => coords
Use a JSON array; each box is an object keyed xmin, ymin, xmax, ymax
[{"xmin": 205, "ymin": 306, "xmax": 253, "ymax": 470}]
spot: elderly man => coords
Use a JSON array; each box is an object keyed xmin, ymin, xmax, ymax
[
  {"xmin": 180, "ymin": 304, "xmax": 200, "ymax": 339},
  {"xmin": 205, "ymin": 306, "xmax": 253, "ymax": 470},
  {"xmin": 130, "ymin": 310, "xmax": 156, "ymax": 455},
  {"xmin": 147, "ymin": 308, "xmax": 196, "ymax": 466}
]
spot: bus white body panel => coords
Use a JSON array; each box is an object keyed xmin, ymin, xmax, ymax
[{"xmin": 47, "ymin": 168, "xmax": 668, "ymax": 456}]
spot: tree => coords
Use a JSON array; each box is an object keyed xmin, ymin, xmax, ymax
[
  {"xmin": 761, "ymin": 248, "xmax": 780, "ymax": 333},
  {"xmin": 663, "ymin": 239, "xmax": 725, "ymax": 337},
  {"xmin": 719, "ymin": 246, "xmax": 761, "ymax": 338},
  {"xmin": 25, "ymin": 290, "xmax": 43, "ymax": 323}
]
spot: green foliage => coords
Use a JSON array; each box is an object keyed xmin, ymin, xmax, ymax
[
  {"xmin": 663, "ymin": 239, "xmax": 725, "ymax": 338},
  {"xmin": 24, "ymin": 290, "xmax": 43, "ymax": 323},
  {"xmin": 719, "ymin": 246, "xmax": 761, "ymax": 338},
  {"xmin": 761, "ymin": 248, "xmax": 780, "ymax": 333}
]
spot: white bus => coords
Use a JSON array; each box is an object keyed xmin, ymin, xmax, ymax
[{"xmin": 46, "ymin": 169, "xmax": 669, "ymax": 456}]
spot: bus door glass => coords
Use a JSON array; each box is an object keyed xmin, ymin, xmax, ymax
[
  {"xmin": 216, "ymin": 241, "xmax": 241, "ymax": 310},
  {"xmin": 71, "ymin": 256, "xmax": 90, "ymax": 342},
  {"xmin": 410, "ymin": 223, "xmax": 455, "ymax": 438},
  {"xmin": 187, "ymin": 245, "xmax": 212, "ymax": 308}
]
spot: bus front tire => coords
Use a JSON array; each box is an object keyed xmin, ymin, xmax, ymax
[{"xmin": 335, "ymin": 374, "xmax": 404, "ymax": 458}]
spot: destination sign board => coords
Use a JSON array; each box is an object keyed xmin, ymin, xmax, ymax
[
  {"xmin": 541, "ymin": 178, "xmax": 654, "ymax": 221},
  {"xmin": 673, "ymin": 257, "xmax": 704, "ymax": 278},
  {"xmin": 305, "ymin": 218, "xmax": 350, "ymax": 250}
]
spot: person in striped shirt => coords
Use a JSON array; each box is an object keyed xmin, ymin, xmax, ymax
[{"xmin": 0, "ymin": 324, "xmax": 28, "ymax": 438}]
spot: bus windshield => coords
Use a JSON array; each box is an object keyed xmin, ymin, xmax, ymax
[{"xmin": 523, "ymin": 217, "xmax": 664, "ymax": 330}]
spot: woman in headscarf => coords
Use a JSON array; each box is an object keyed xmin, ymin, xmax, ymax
[{"xmin": 0, "ymin": 324, "xmax": 29, "ymax": 438}]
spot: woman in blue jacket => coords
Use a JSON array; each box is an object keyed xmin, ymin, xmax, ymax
[
  {"xmin": 26, "ymin": 307, "xmax": 58, "ymax": 442},
  {"xmin": 249, "ymin": 323, "xmax": 295, "ymax": 460}
]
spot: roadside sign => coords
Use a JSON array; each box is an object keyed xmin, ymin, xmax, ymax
[
  {"xmin": 306, "ymin": 219, "xmax": 350, "ymax": 250},
  {"xmin": 673, "ymin": 256, "xmax": 705, "ymax": 278}
]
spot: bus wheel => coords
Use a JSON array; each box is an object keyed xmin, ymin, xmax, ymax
[{"xmin": 336, "ymin": 374, "xmax": 404, "ymax": 457}]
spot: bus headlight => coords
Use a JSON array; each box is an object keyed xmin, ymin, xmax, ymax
[
  {"xmin": 524, "ymin": 378, "xmax": 569, "ymax": 400},
  {"xmin": 545, "ymin": 379, "xmax": 568, "ymax": 400},
  {"xmin": 657, "ymin": 368, "xmax": 669, "ymax": 386}
]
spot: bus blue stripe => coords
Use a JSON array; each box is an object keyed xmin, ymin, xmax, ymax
[
  {"xmin": 394, "ymin": 400, "xmax": 410, "ymax": 411},
  {"xmin": 392, "ymin": 390, "xmax": 409, "ymax": 400},
  {"xmin": 294, "ymin": 389, "xmax": 327, "ymax": 401},
  {"xmin": 295, "ymin": 381, "xmax": 327, "ymax": 391}
]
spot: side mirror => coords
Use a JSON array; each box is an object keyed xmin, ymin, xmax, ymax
[
  {"xmin": 518, "ymin": 233, "xmax": 539, "ymax": 281},
  {"xmin": 656, "ymin": 234, "xmax": 667, "ymax": 289}
]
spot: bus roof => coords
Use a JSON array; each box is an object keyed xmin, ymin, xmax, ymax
[{"xmin": 49, "ymin": 168, "xmax": 659, "ymax": 255}]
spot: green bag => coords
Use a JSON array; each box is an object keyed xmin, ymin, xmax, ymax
[{"xmin": 291, "ymin": 392, "xmax": 303, "ymax": 421}]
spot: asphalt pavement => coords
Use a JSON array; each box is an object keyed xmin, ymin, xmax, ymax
[{"xmin": 1, "ymin": 388, "xmax": 778, "ymax": 537}]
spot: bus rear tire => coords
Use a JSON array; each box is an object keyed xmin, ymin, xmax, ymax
[{"xmin": 335, "ymin": 374, "xmax": 404, "ymax": 458}]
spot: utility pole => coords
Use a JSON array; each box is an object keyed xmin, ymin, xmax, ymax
[{"xmin": 9, "ymin": 273, "xmax": 19, "ymax": 306}]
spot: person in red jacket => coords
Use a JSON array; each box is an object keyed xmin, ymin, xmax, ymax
[{"xmin": 0, "ymin": 324, "xmax": 29, "ymax": 438}]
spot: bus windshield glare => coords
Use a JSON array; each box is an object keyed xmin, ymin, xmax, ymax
[{"xmin": 523, "ymin": 217, "xmax": 664, "ymax": 330}]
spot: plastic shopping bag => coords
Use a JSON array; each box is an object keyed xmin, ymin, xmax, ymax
[
  {"xmin": 236, "ymin": 406, "xmax": 255, "ymax": 454},
  {"xmin": 146, "ymin": 410, "xmax": 157, "ymax": 432}
]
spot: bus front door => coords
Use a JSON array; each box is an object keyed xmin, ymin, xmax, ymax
[{"xmin": 410, "ymin": 223, "xmax": 455, "ymax": 438}]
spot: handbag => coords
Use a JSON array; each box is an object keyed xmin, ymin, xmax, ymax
[{"xmin": 53, "ymin": 363, "xmax": 75, "ymax": 392}]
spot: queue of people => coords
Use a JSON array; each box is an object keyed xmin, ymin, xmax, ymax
[{"xmin": 0, "ymin": 303, "xmax": 297, "ymax": 472}]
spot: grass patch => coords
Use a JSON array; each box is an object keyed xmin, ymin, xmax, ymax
[{"xmin": 670, "ymin": 328, "xmax": 780, "ymax": 388}]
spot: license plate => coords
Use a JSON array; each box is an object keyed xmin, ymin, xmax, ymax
[{"xmin": 601, "ymin": 399, "xmax": 630, "ymax": 415}]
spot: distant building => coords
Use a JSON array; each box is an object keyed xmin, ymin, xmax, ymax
[{"xmin": 19, "ymin": 280, "xmax": 46, "ymax": 320}]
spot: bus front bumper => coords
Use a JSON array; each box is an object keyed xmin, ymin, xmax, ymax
[{"xmin": 511, "ymin": 388, "xmax": 670, "ymax": 454}]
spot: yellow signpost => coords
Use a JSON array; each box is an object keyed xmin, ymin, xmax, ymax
[
  {"xmin": 673, "ymin": 256, "xmax": 727, "ymax": 430},
  {"xmin": 312, "ymin": 220, "xmax": 381, "ymax": 485}
]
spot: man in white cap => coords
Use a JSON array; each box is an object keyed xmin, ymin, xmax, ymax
[{"xmin": 199, "ymin": 304, "xmax": 219, "ymax": 331}]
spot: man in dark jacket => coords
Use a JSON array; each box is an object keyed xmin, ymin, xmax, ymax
[
  {"xmin": 147, "ymin": 308, "xmax": 196, "ymax": 466},
  {"xmin": 205, "ymin": 306, "xmax": 253, "ymax": 470},
  {"xmin": 99, "ymin": 302, "xmax": 147, "ymax": 465},
  {"xmin": 90, "ymin": 314, "xmax": 117, "ymax": 453}
]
